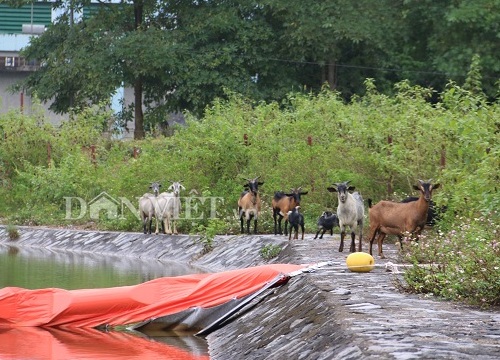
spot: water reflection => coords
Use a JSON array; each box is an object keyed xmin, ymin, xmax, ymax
[
  {"xmin": 0, "ymin": 245, "xmax": 207, "ymax": 290},
  {"xmin": 0, "ymin": 245, "xmax": 210, "ymax": 359},
  {"xmin": 0, "ymin": 327, "xmax": 209, "ymax": 360}
]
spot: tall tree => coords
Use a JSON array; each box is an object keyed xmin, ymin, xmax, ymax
[
  {"xmin": 144, "ymin": 0, "xmax": 305, "ymax": 115},
  {"xmin": 261, "ymin": 0, "xmax": 406, "ymax": 95},
  {"xmin": 12, "ymin": 0, "xmax": 303, "ymax": 135},
  {"xmin": 11, "ymin": 0, "xmax": 163, "ymax": 139},
  {"xmin": 7, "ymin": 0, "xmax": 499, "ymax": 137},
  {"xmin": 390, "ymin": 0, "xmax": 500, "ymax": 99}
]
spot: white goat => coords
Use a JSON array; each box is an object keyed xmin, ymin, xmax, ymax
[
  {"xmin": 139, "ymin": 181, "xmax": 162, "ymax": 234},
  {"xmin": 327, "ymin": 181, "xmax": 364, "ymax": 252},
  {"xmin": 155, "ymin": 181, "xmax": 185, "ymax": 235}
]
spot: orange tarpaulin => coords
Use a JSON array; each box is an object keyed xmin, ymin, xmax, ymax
[{"xmin": 0, "ymin": 264, "xmax": 304, "ymax": 328}]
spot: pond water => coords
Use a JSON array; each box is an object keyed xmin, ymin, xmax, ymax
[{"xmin": 0, "ymin": 244, "xmax": 210, "ymax": 360}]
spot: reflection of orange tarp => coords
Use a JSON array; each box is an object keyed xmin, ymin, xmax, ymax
[
  {"xmin": 0, "ymin": 264, "xmax": 303, "ymax": 328},
  {"xmin": 0, "ymin": 326, "xmax": 209, "ymax": 360}
]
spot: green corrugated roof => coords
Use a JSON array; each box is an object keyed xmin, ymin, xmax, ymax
[
  {"xmin": 0, "ymin": 3, "xmax": 51, "ymax": 34},
  {"xmin": 82, "ymin": 3, "xmax": 107, "ymax": 19}
]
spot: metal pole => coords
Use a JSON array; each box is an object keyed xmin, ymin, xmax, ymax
[{"xmin": 30, "ymin": 2, "xmax": 34, "ymax": 34}]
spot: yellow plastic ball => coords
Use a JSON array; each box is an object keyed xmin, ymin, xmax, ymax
[{"xmin": 346, "ymin": 252, "xmax": 375, "ymax": 272}]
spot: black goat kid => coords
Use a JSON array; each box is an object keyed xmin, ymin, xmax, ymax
[
  {"xmin": 314, "ymin": 211, "xmax": 339, "ymax": 239},
  {"xmin": 288, "ymin": 206, "xmax": 305, "ymax": 240}
]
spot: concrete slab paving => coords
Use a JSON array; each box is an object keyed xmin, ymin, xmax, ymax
[{"xmin": 207, "ymin": 234, "xmax": 500, "ymax": 360}]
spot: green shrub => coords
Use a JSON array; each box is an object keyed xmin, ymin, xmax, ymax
[
  {"xmin": 1, "ymin": 85, "xmax": 498, "ymax": 230},
  {"xmin": 260, "ymin": 244, "xmax": 282, "ymax": 260},
  {"xmin": 6, "ymin": 224, "xmax": 20, "ymax": 241},
  {"xmin": 195, "ymin": 218, "xmax": 227, "ymax": 254},
  {"xmin": 401, "ymin": 213, "xmax": 500, "ymax": 307}
]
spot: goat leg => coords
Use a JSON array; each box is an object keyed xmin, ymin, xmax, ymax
[
  {"xmin": 368, "ymin": 228, "xmax": 378, "ymax": 256},
  {"xmin": 339, "ymin": 231, "xmax": 345, "ymax": 252},
  {"xmin": 350, "ymin": 232, "xmax": 356, "ymax": 253},
  {"xmin": 240, "ymin": 213, "xmax": 245, "ymax": 233},
  {"xmin": 358, "ymin": 229, "xmax": 363, "ymax": 252},
  {"xmin": 377, "ymin": 233, "xmax": 386, "ymax": 259},
  {"xmin": 273, "ymin": 213, "xmax": 279, "ymax": 235},
  {"xmin": 165, "ymin": 216, "xmax": 172, "ymax": 235},
  {"xmin": 398, "ymin": 235, "xmax": 404, "ymax": 250}
]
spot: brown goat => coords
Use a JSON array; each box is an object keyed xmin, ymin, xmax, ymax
[
  {"xmin": 238, "ymin": 177, "xmax": 264, "ymax": 234},
  {"xmin": 272, "ymin": 187, "xmax": 308, "ymax": 236},
  {"xmin": 368, "ymin": 179, "xmax": 440, "ymax": 258}
]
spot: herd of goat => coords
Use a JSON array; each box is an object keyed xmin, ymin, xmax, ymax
[
  {"xmin": 140, "ymin": 177, "xmax": 440, "ymax": 258},
  {"xmin": 139, "ymin": 180, "xmax": 186, "ymax": 236}
]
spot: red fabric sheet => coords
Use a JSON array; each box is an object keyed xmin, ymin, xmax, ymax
[{"xmin": 0, "ymin": 264, "xmax": 303, "ymax": 328}]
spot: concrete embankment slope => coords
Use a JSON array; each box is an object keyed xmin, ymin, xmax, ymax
[{"xmin": 1, "ymin": 226, "xmax": 499, "ymax": 359}]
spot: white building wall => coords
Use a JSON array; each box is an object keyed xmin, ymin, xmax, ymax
[
  {"xmin": 0, "ymin": 34, "xmax": 67, "ymax": 125},
  {"xmin": 0, "ymin": 71, "xmax": 67, "ymax": 125}
]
